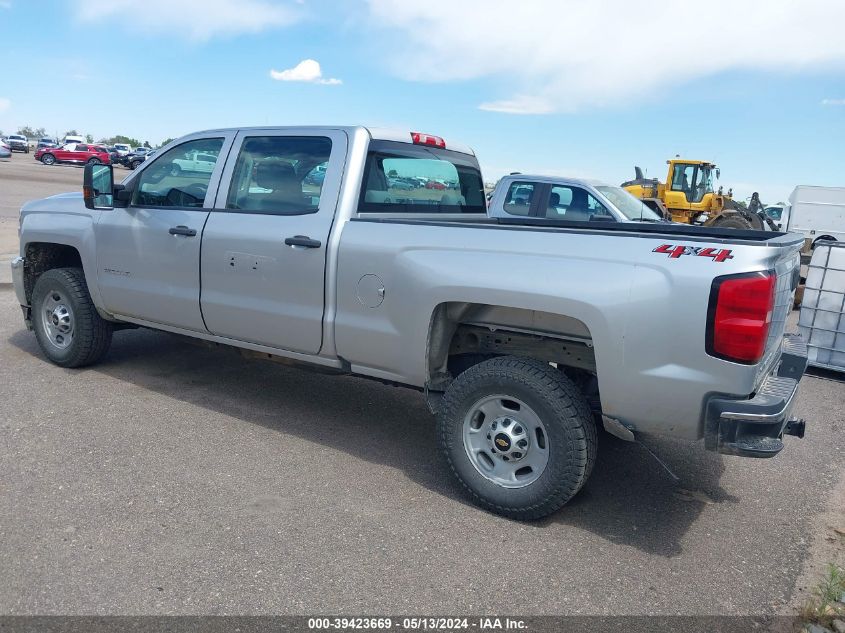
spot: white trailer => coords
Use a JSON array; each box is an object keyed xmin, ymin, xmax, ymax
[{"xmin": 778, "ymin": 186, "xmax": 845, "ymax": 252}]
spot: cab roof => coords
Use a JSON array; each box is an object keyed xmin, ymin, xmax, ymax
[{"xmin": 186, "ymin": 125, "xmax": 476, "ymax": 156}]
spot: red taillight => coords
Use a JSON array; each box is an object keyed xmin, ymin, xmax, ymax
[
  {"xmin": 707, "ymin": 272, "xmax": 776, "ymax": 364},
  {"xmin": 411, "ymin": 132, "xmax": 446, "ymax": 148}
]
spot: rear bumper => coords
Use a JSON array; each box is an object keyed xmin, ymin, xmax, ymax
[{"xmin": 704, "ymin": 333, "xmax": 807, "ymax": 458}]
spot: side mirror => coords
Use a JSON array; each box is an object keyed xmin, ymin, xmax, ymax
[{"xmin": 83, "ymin": 163, "xmax": 114, "ymax": 209}]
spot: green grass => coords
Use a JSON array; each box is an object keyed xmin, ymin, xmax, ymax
[{"xmin": 800, "ymin": 564, "xmax": 845, "ymax": 627}]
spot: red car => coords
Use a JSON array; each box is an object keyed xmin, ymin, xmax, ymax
[
  {"xmin": 35, "ymin": 143, "xmax": 111, "ymax": 166},
  {"xmin": 424, "ymin": 180, "xmax": 446, "ymax": 190}
]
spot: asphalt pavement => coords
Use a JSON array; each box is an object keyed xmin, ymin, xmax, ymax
[{"xmin": 0, "ymin": 159, "xmax": 843, "ymax": 616}]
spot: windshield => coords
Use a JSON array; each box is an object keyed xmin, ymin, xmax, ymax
[
  {"xmin": 595, "ymin": 186, "xmax": 662, "ymax": 221},
  {"xmin": 358, "ymin": 141, "xmax": 485, "ymax": 214}
]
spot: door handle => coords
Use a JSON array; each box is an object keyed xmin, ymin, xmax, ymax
[
  {"xmin": 284, "ymin": 235, "xmax": 321, "ymax": 248},
  {"xmin": 169, "ymin": 225, "xmax": 197, "ymax": 237}
]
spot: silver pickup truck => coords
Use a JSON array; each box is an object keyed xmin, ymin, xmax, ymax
[{"xmin": 11, "ymin": 125, "xmax": 808, "ymax": 519}]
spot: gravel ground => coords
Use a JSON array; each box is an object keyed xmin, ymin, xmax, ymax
[{"xmin": 0, "ymin": 159, "xmax": 843, "ymax": 616}]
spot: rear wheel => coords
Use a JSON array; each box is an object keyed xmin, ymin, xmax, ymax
[
  {"xmin": 438, "ymin": 356, "xmax": 597, "ymax": 520},
  {"xmin": 41, "ymin": 153, "xmax": 56, "ymax": 165},
  {"xmin": 87, "ymin": 157, "xmax": 101, "ymax": 165},
  {"xmin": 31, "ymin": 268, "xmax": 113, "ymax": 368}
]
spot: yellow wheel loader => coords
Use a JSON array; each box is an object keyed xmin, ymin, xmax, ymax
[{"xmin": 622, "ymin": 158, "xmax": 771, "ymax": 230}]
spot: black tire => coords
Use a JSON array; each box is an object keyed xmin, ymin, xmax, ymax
[
  {"xmin": 130, "ymin": 160, "xmax": 142, "ymax": 170},
  {"xmin": 87, "ymin": 157, "xmax": 101, "ymax": 165},
  {"xmin": 31, "ymin": 268, "xmax": 113, "ymax": 368},
  {"xmin": 170, "ymin": 164, "xmax": 181, "ymax": 177},
  {"xmin": 41, "ymin": 153, "xmax": 56, "ymax": 165},
  {"xmin": 711, "ymin": 214, "xmax": 754, "ymax": 230},
  {"xmin": 438, "ymin": 356, "xmax": 597, "ymax": 520}
]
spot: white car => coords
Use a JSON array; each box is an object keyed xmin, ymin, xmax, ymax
[{"xmin": 113, "ymin": 143, "xmax": 131, "ymax": 156}]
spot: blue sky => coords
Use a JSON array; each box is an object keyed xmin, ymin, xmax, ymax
[{"xmin": 1, "ymin": 0, "xmax": 843, "ymax": 203}]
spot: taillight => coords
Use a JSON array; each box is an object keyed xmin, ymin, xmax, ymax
[
  {"xmin": 411, "ymin": 132, "xmax": 446, "ymax": 148},
  {"xmin": 707, "ymin": 272, "xmax": 776, "ymax": 364}
]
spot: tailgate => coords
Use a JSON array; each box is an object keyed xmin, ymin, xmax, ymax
[{"xmin": 756, "ymin": 245, "xmax": 801, "ymax": 385}]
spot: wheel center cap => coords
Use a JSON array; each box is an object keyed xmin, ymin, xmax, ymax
[{"xmin": 493, "ymin": 433, "xmax": 511, "ymax": 451}]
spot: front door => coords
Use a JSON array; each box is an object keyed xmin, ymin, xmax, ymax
[
  {"xmin": 95, "ymin": 133, "xmax": 235, "ymax": 331},
  {"xmin": 200, "ymin": 129, "xmax": 347, "ymax": 354}
]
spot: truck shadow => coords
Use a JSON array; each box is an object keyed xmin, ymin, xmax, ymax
[{"xmin": 9, "ymin": 327, "xmax": 737, "ymax": 558}]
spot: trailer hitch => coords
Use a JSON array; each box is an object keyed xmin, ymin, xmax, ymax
[{"xmin": 784, "ymin": 418, "xmax": 806, "ymax": 439}]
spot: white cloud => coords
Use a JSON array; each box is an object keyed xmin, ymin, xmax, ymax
[
  {"xmin": 479, "ymin": 95, "xmax": 554, "ymax": 115},
  {"xmin": 0, "ymin": 97, "xmax": 10, "ymax": 113},
  {"xmin": 821, "ymin": 98, "xmax": 845, "ymax": 106},
  {"xmin": 365, "ymin": 0, "xmax": 845, "ymax": 114},
  {"xmin": 270, "ymin": 59, "xmax": 342, "ymax": 85},
  {"xmin": 72, "ymin": 0, "xmax": 300, "ymax": 40}
]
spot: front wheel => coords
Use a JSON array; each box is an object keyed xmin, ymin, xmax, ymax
[
  {"xmin": 438, "ymin": 356, "xmax": 597, "ymax": 520},
  {"xmin": 31, "ymin": 268, "xmax": 113, "ymax": 368},
  {"xmin": 130, "ymin": 160, "xmax": 142, "ymax": 170},
  {"xmin": 41, "ymin": 153, "xmax": 56, "ymax": 165}
]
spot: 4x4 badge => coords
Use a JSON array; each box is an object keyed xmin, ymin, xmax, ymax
[{"xmin": 653, "ymin": 244, "xmax": 734, "ymax": 263}]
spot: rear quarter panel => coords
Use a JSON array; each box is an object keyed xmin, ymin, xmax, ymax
[{"xmin": 334, "ymin": 219, "xmax": 801, "ymax": 440}]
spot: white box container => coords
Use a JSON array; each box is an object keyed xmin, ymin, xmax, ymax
[{"xmin": 798, "ymin": 241, "xmax": 845, "ymax": 371}]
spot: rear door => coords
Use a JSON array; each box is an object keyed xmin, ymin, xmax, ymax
[
  {"xmin": 200, "ymin": 128, "xmax": 347, "ymax": 354},
  {"xmin": 95, "ymin": 132, "xmax": 235, "ymax": 331}
]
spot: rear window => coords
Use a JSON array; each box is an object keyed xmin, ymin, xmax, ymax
[{"xmin": 358, "ymin": 141, "xmax": 485, "ymax": 214}]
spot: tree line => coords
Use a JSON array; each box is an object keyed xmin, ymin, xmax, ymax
[{"xmin": 1, "ymin": 125, "xmax": 173, "ymax": 148}]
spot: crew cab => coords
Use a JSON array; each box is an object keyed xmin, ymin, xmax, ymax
[
  {"xmin": 36, "ymin": 143, "xmax": 111, "ymax": 166},
  {"xmin": 10, "ymin": 126, "xmax": 808, "ymax": 520}
]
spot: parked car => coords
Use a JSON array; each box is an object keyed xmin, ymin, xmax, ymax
[
  {"xmin": 37, "ymin": 137, "xmax": 58, "ymax": 151},
  {"xmin": 6, "ymin": 134, "xmax": 29, "ymax": 153},
  {"xmin": 62, "ymin": 135, "xmax": 85, "ymax": 146},
  {"xmin": 35, "ymin": 143, "xmax": 111, "ymax": 166},
  {"xmin": 10, "ymin": 125, "xmax": 807, "ymax": 520},
  {"xmin": 0, "ymin": 140, "xmax": 10, "ymax": 159},
  {"xmin": 112, "ymin": 143, "xmax": 131, "ymax": 156},
  {"xmin": 170, "ymin": 149, "xmax": 213, "ymax": 175},
  {"xmin": 424, "ymin": 179, "xmax": 446, "ymax": 190},
  {"xmin": 100, "ymin": 146, "xmax": 122, "ymax": 165},
  {"xmin": 487, "ymin": 175, "xmax": 667, "ymax": 223},
  {"xmin": 118, "ymin": 147, "xmax": 153, "ymax": 170},
  {"xmin": 388, "ymin": 177, "xmax": 414, "ymax": 190}
]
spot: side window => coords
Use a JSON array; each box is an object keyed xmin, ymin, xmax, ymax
[
  {"xmin": 546, "ymin": 185, "xmax": 610, "ymax": 221},
  {"xmin": 671, "ymin": 164, "xmax": 695, "ymax": 192},
  {"xmin": 132, "ymin": 137, "xmax": 223, "ymax": 208},
  {"xmin": 503, "ymin": 182, "xmax": 535, "ymax": 216},
  {"xmin": 226, "ymin": 136, "xmax": 332, "ymax": 215},
  {"xmin": 76, "ymin": 144, "xmax": 88, "ymax": 152}
]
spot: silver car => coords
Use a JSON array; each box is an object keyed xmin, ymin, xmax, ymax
[
  {"xmin": 0, "ymin": 140, "xmax": 11, "ymax": 159},
  {"xmin": 487, "ymin": 174, "xmax": 666, "ymax": 223}
]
